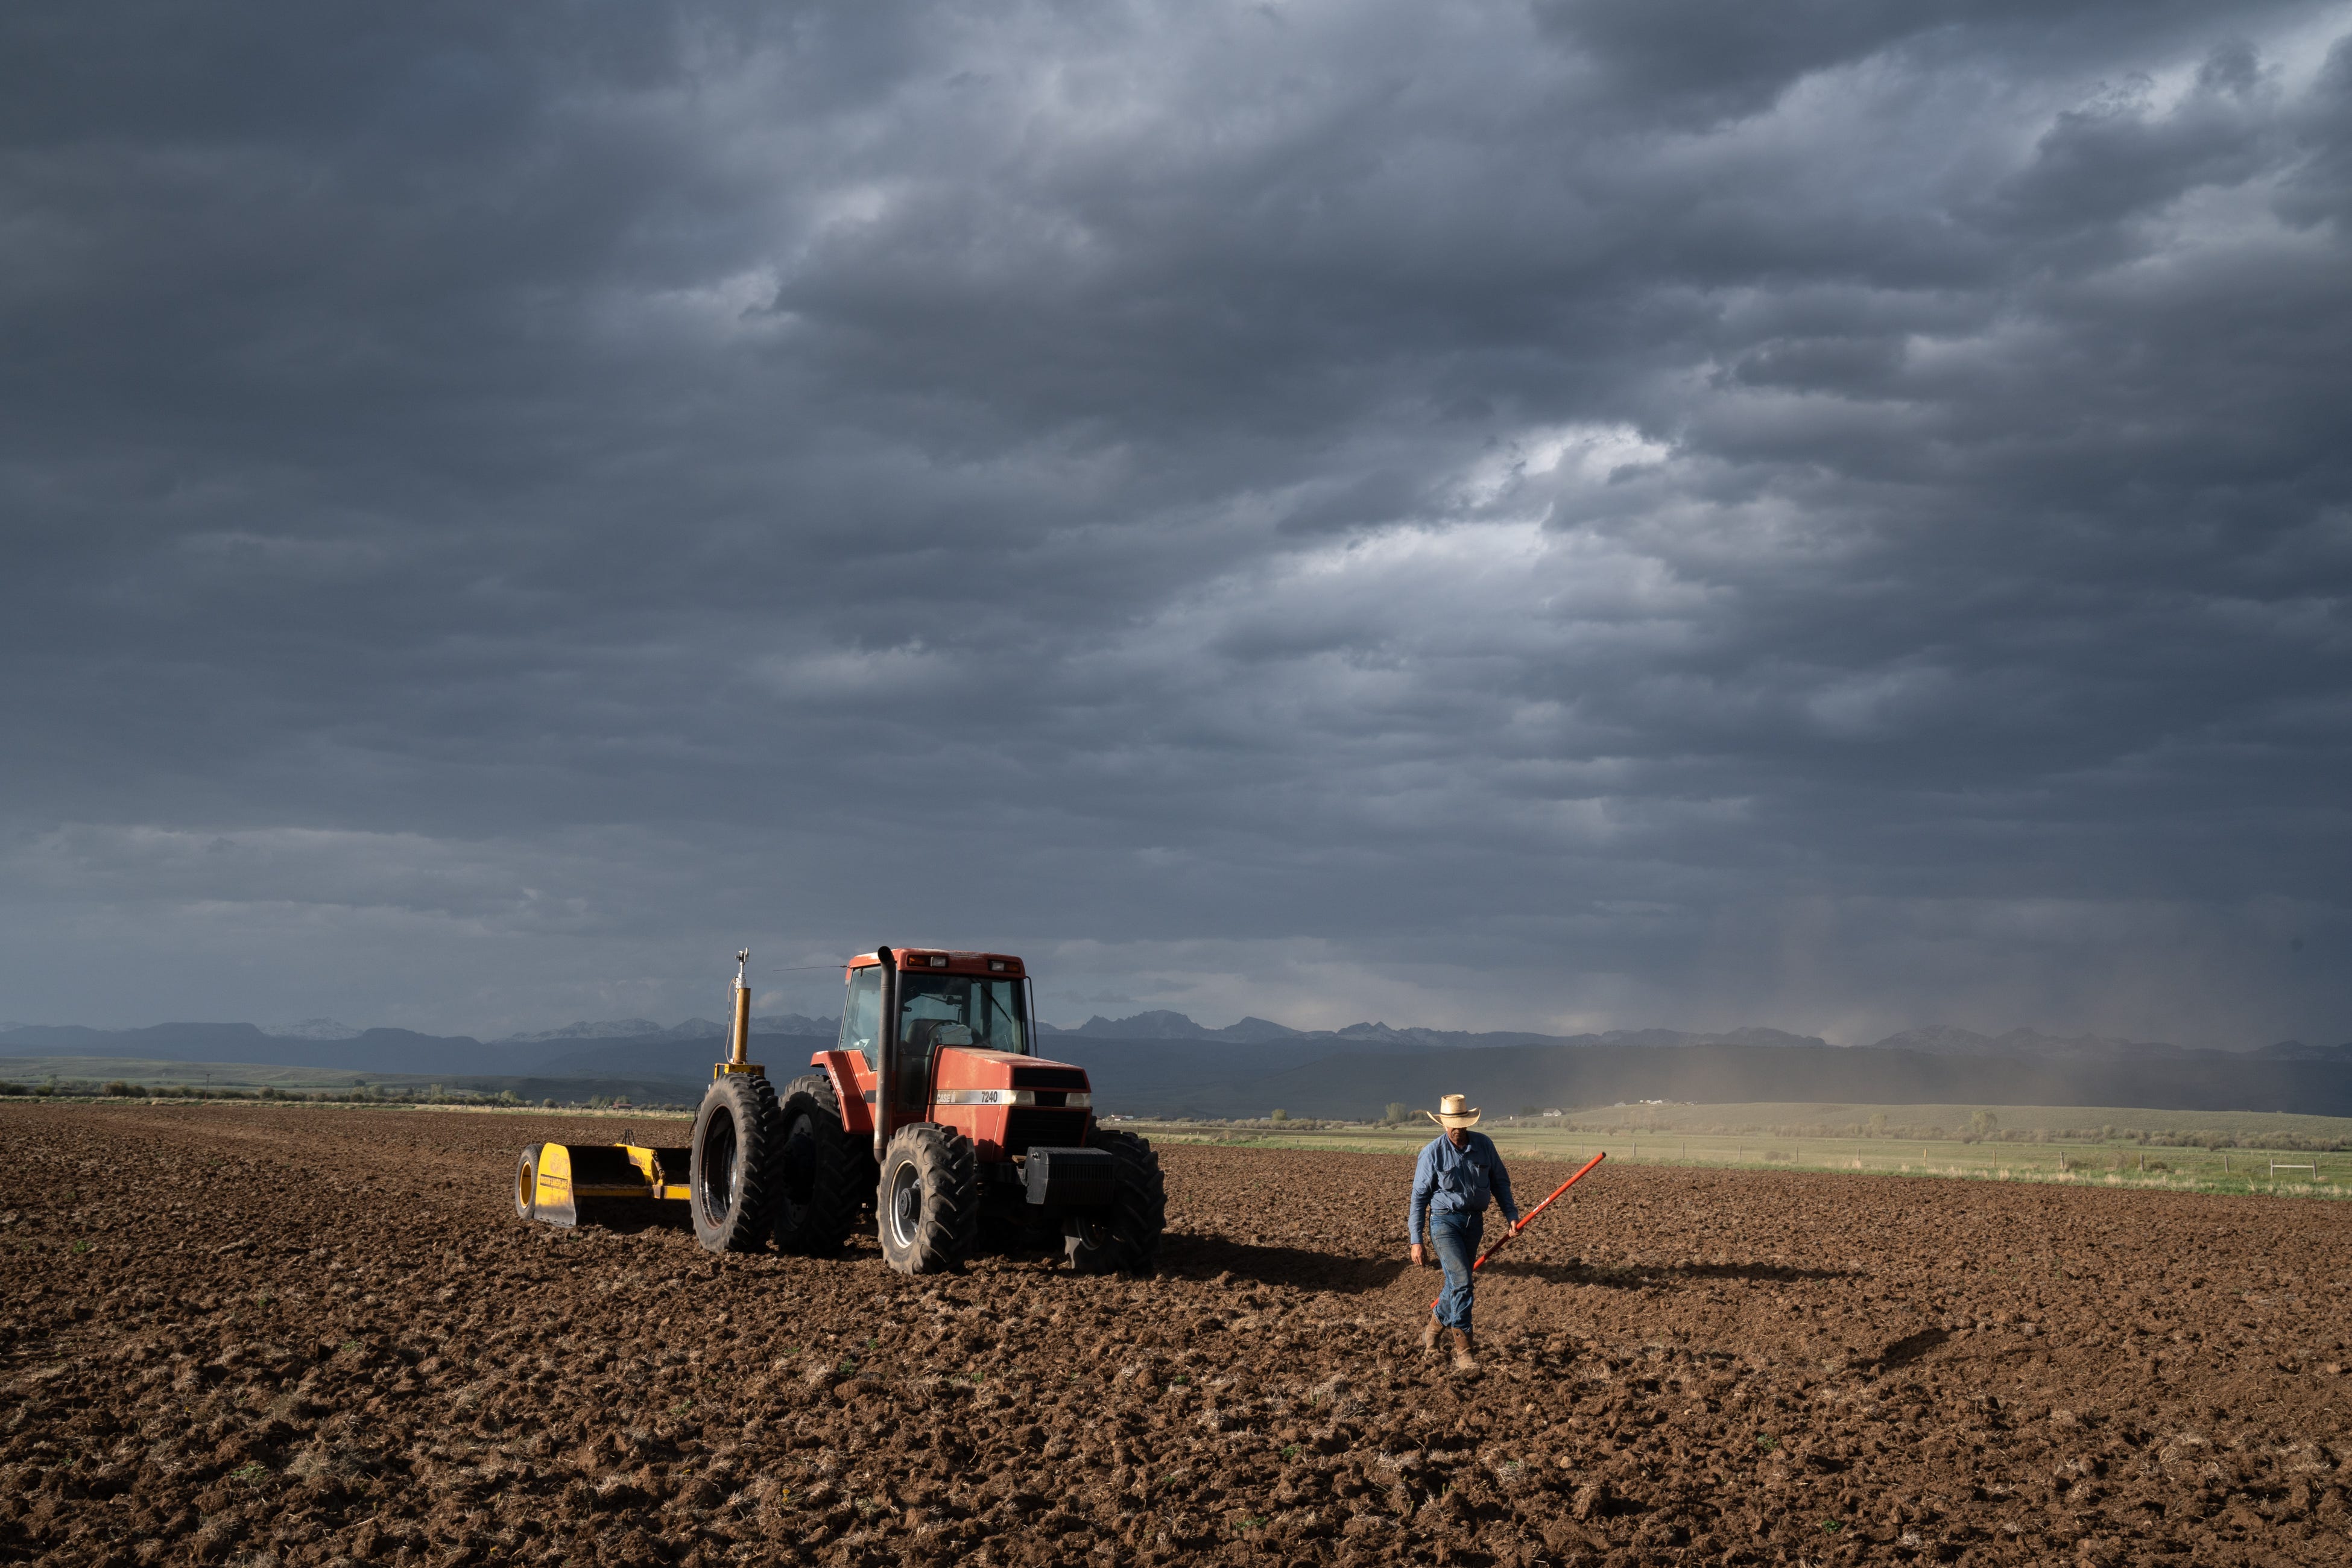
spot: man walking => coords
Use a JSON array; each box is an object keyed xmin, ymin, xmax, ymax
[{"xmin": 1407, "ymin": 1093, "xmax": 1519, "ymax": 1371}]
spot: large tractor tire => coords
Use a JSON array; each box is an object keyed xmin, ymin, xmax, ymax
[
  {"xmin": 877, "ymin": 1123, "xmax": 978, "ymax": 1276},
  {"xmin": 771, "ymin": 1073, "xmax": 867, "ymax": 1256},
  {"xmin": 1065, "ymin": 1127, "xmax": 1166, "ymax": 1276},
  {"xmin": 513, "ymin": 1145, "xmax": 542, "ymax": 1221},
  {"xmin": 689, "ymin": 1073, "xmax": 783, "ymax": 1254}
]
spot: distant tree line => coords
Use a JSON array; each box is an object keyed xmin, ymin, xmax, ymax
[{"xmin": 0, "ymin": 1079, "xmax": 692, "ymax": 1111}]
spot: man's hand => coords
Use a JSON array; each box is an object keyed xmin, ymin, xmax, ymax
[{"xmin": 1409, "ymin": 1243, "xmax": 1425, "ymax": 1267}]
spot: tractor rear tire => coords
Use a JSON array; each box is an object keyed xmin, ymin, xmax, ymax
[
  {"xmin": 1065, "ymin": 1127, "xmax": 1166, "ymax": 1275},
  {"xmin": 771, "ymin": 1073, "xmax": 866, "ymax": 1256},
  {"xmin": 877, "ymin": 1123, "xmax": 978, "ymax": 1276},
  {"xmin": 689, "ymin": 1073, "xmax": 783, "ymax": 1254},
  {"xmin": 513, "ymin": 1145, "xmax": 542, "ymax": 1221}
]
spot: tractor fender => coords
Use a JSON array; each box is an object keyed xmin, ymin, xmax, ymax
[{"xmin": 811, "ymin": 1049, "xmax": 875, "ymax": 1137}]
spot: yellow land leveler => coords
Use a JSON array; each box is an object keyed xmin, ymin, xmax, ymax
[
  {"xmin": 515, "ymin": 1141, "xmax": 691, "ymax": 1225},
  {"xmin": 511, "ymin": 949, "xmax": 761, "ymax": 1229}
]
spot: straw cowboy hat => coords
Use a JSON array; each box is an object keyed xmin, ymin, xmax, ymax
[{"xmin": 1424, "ymin": 1093, "xmax": 1481, "ymax": 1130}]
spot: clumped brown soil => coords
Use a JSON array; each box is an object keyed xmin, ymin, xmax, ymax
[{"xmin": 4, "ymin": 1105, "xmax": 2350, "ymax": 1567}]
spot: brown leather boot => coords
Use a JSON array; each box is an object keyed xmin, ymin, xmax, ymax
[
  {"xmin": 1421, "ymin": 1313, "xmax": 1441, "ymax": 1353},
  {"xmin": 1450, "ymin": 1328, "xmax": 1477, "ymax": 1373}
]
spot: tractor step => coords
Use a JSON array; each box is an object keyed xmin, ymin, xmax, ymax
[{"xmin": 1024, "ymin": 1146, "xmax": 1116, "ymax": 1208}]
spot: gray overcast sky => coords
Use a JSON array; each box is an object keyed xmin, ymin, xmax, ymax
[{"xmin": 4, "ymin": 1, "xmax": 2348, "ymax": 1045}]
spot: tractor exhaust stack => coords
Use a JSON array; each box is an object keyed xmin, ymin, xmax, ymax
[{"xmin": 871, "ymin": 944, "xmax": 898, "ymax": 1163}]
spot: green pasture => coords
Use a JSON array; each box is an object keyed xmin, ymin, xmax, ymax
[
  {"xmin": 1540, "ymin": 1098, "xmax": 2352, "ymax": 1145},
  {"xmin": 1122, "ymin": 1102, "xmax": 2352, "ymax": 1200},
  {"xmin": 0, "ymin": 1055, "xmax": 388, "ymax": 1092},
  {"xmin": 0, "ymin": 1055, "xmax": 694, "ymax": 1110}
]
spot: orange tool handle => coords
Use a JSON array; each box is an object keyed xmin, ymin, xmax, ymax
[{"xmin": 1427, "ymin": 1151, "xmax": 1605, "ymax": 1307}]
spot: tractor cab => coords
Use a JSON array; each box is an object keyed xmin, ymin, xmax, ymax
[{"xmin": 817, "ymin": 950, "xmax": 1093, "ymax": 1163}]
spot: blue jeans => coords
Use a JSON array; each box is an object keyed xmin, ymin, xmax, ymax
[{"xmin": 1429, "ymin": 1210, "xmax": 1483, "ymax": 1330}]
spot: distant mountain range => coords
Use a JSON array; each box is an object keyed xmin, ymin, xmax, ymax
[
  {"xmin": 495, "ymin": 1014, "xmax": 837, "ymax": 1044},
  {"xmin": 6, "ymin": 1007, "xmax": 2345, "ymax": 1060},
  {"xmin": 5, "ymin": 1010, "xmax": 2347, "ymax": 1118},
  {"xmin": 1031, "ymin": 1011, "xmax": 2351, "ymax": 1061},
  {"xmin": 1028, "ymin": 1011, "xmax": 2348, "ymax": 1060},
  {"xmin": 265, "ymin": 1017, "xmax": 367, "ymax": 1040}
]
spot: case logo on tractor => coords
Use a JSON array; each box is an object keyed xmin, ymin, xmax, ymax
[{"xmin": 510, "ymin": 947, "xmax": 1166, "ymax": 1277}]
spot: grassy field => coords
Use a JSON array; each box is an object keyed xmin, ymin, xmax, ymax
[
  {"xmin": 1119, "ymin": 1102, "xmax": 2352, "ymax": 1200},
  {"xmin": 1539, "ymin": 1097, "xmax": 2352, "ymax": 1144},
  {"xmin": 0, "ymin": 1055, "xmax": 697, "ymax": 1109},
  {"xmin": 0, "ymin": 1055, "xmax": 396, "ymax": 1092}
]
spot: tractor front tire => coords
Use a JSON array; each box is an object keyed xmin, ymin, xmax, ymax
[
  {"xmin": 877, "ymin": 1123, "xmax": 978, "ymax": 1276},
  {"xmin": 689, "ymin": 1073, "xmax": 783, "ymax": 1254},
  {"xmin": 771, "ymin": 1073, "xmax": 866, "ymax": 1256},
  {"xmin": 1065, "ymin": 1127, "xmax": 1167, "ymax": 1276}
]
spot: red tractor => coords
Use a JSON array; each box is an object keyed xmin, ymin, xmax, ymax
[{"xmin": 514, "ymin": 948, "xmax": 1165, "ymax": 1276}]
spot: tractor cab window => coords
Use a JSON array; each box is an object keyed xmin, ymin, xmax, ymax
[
  {"xmin": 893, "ymin": 975, "xmax": 1028, "ymax": 1108},
  {"xmin": 897, "ymin": 975, "xmax": 1029, "ymax": 1056},
  {"xmin": 841, "ymin": 967, "xmax": 884, "ymax": 1070}
]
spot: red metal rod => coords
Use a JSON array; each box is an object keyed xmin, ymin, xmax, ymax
[{"xmin": 1428, "ymin": 1151, "xmax": 1605, "ymax": 1308}]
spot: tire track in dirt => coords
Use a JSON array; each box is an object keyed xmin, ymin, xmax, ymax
[{"xmin": 4, "ymin": 1105, "xmax": 2350, "ymax": 1566}]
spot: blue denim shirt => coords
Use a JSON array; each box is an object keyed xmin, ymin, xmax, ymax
[{"xmin": 1406, "ymin": 1130, "xmax": 1519, "ymax": 1244}]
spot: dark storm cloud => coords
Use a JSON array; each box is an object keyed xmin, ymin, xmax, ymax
[{"xmin": 2, "ymin": 1, "xmax": 2347, "ymax": 1043}]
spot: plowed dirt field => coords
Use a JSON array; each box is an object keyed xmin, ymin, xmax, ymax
[{"xmin": 5, "ymin": 1105, "xmax": 2349, "ymax": 1567}]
